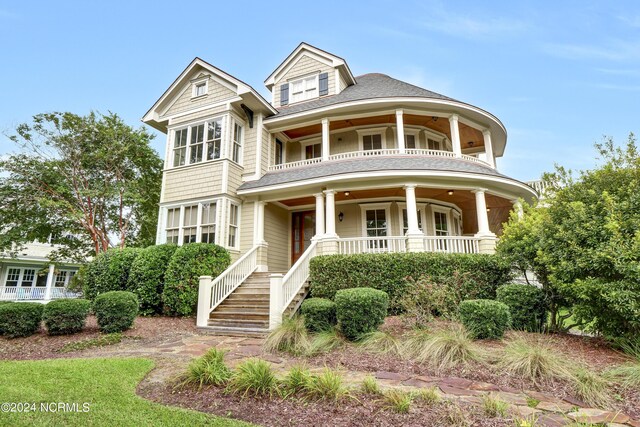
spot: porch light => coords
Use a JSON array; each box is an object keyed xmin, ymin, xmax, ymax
[
  {"xmin": 447, "ymin": 190, "xmax": 454, "ymax": 196},
  {"xmin": 344, "ymin": 191, "xmax": 350, "ymax": 196},
  {"xmin": 468, "ymin": 141, "xmax": 475, "ymax": 147},
  {"xmin": 486, "ymin": 208, "xmax": 491, "ymax": 212},
  {"xmin": 338, "ymin": 212, "xmax": 344, "ymax": 222}
]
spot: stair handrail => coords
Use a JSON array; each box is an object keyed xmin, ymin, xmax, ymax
[
  {"xmin": 208, "ymin": 245, "xmax": 260, "ymax": 313},
  {"xmin": 280, "ymin": 240, "xmax": 318, "ymax": 313}
]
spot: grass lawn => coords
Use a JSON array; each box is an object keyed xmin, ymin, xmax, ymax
[{"xmin": 0, "ymin": 357, "xmax": 251, "ymax": 427}]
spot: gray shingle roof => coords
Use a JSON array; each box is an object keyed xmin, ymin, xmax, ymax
[
  {"xmin": 269, "ymin": 73, "xmax": 458, "ymax": 118},
  {"xmin": 238, "ymin": 156, "xmax": 510, "ymax": 191}
]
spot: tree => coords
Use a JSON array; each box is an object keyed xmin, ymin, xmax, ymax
[{"xmin": 0, "ymin": 111, "xmax": 162, "ymax": 261}]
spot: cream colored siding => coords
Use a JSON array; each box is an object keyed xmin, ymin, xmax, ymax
[
  {"xmin": 260, "ymin": 129, "xmax": 270, "ymax": 174},
  {"xmin": 335, "ymin": 203, "xmax": 360, "ymax": 237},
  {"xmin": 264, "ymin": 204, "xmax": 289, "ymax": 272},
  {"xmin": 240, "ymin": 115, "xmax": 257, "ymax": 175},
  {"xmin": 161, "ymin": 162, "xmax": 224, "ymax": 203},
  {"xmin": 330, "ymin": 130, "xmax": 359, "ymax": 155},
  {"xmin": 274, "ymin": 55, "xmax": 335, "ymax": 107},
  {"xmin": 162, "ymin": 75, "xmax": 236, "ymax": 118},
  {"xmin": 339, "ymin": 72, "xmax": 348, "ymax": 92},
  {"xmin": 227, "ymin": 162, "xmax": 243, "ymax": 197},
  {"xmin": 168, "ymin": 105, "xmax": 229, "ymax": 127},
  {"xmin": 286, "ymin": 141, "xmax": 302, "ymax": 162},
  {"xmin": 240, "ymin": 201, "xmax": 255, "ymax": 253}
]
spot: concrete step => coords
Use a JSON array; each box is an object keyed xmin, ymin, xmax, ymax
[
  {"xmin": 209, "ymin": 311, "xmax": 269, "ymax": 321},
  {"xmin": 214, "ymin": 305, "xmax": 269, "ymax": 314},
  {"xmin": 207, "ymin": 318, "xmax": 269, "ymax": 329},
  {"xmin": 197, "ymin": 325, "xmax": 268, "ymax": 337},
  {"xmin": 221, "ymin": 300, "xmax": 270, "ymax": 309}
]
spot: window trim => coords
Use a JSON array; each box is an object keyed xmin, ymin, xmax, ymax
[
  {"xmin": 275, "ymin": 139, "xmax": 284, "ymax": 165},
  {"xmin": 289, "ymin": 73, "xmax": 319, "ymax": 104},
  {"xmin": 300, "ymin": 138, "xmax": 322, "ymax": 159},
  {"xmin": 227, "ymin": 202, "xmax": 240, "ymax": 250},
  {"xmin": 163, "ymin": 200, "xmax": 220, "ymax": 245},
  {"xmin": 404, "ymin": 129, "xmax": 420, "ymax": 149},
  {"xmin": 431, "ymin": 205, "xmax": 452, "ymax": 237},
  {"xmin": 191, "ymin": 76, "xmax": 209, "ymax": 99},
  {"xmin": 359, "ymin": 203, "xmax": 392, "ymax": 238},
  {"xmin": 231, "ymin": 120, "xmax": 244, "ymax": 164},
  {"xmin": 356, "ymin": 127, "xmax": 387, "ymax": 151},
  {"xmin": 171, "ymin": 116, "xmax": 225, "ymax": 168}
]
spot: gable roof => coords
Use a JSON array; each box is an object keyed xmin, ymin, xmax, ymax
[
  {"xmin": 269, "ymin": 73, "xmax": 457, "ymax": 119},
  {"xmin": 264, "ymin": 42, "xmax": 356, "ymax": 91},
  {"xmin": 142, "ymin": 57, "xmax": 277, "ymax": 132}
]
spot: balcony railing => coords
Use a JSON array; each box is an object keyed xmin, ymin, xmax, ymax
[
  {"xmin": 268, "ymin": 149, "xmax": 490, "ymax": 172},
  {"xmin": 335, "ymin": 235, "xmax": 482, "ymax": 255},
  {"xmin": 0, "ymin": 286, "xmax": 81, "ymax": 301}
]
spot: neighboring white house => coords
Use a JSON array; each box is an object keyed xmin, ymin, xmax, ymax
[
  {"xmin": 0, "ymin": 241, "xmax": 80, "ymax": 302},
  {"xmin": 143, "ymin": 42, "xmax": 539, "ymax": 333}
]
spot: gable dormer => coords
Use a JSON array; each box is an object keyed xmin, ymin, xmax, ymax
[{"xmin": 265, "ymin": 43, "xmax": 356, "ymax": 108}]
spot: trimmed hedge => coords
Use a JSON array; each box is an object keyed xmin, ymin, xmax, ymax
[
  {"xmin": 334, "ymin": 288, "xmax": 389, "ymax": 341},
  {"xmin": 163, "ymin": 243, "xmax": 231, "ymax": 316},
  {"xmin": 93, "ymin": 291, "xmax": 139, "ymax": 333},
  {"xmin": 0, "ymin": 302, "xmax": 44, "ymax": 338},
  {"xmin": 458, "ymin": 299, "xmax": 511, "ymax": 339},
  {"xmin": 310, "ymin": 252, "xmax": 512, "ymax": 312},
  {"xmin": 301, "ymin": 298, "xmax": 337, "ymax": 332},
  {"xmin": 83, "ymin": 248, "xmax": 142, "ymax": 300},
  {"xmin": 127, "ymin": 244, "xmax": 178, "ymax": 315},
  {"xmin": 496, "ymin": 284, "xmax": 546, "ymax": 332},
  {"xmin": 43, "ymin": 299, "xmax": 92, "ymax": 335}
]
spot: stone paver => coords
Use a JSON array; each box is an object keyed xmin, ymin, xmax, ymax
[
  {"xmin": 536, "ymin": 400, "xmax": 575, "ymax": 413},
  {"xmin": 567, "ymin": 408, "xmax": 630, "ymax": 425}
]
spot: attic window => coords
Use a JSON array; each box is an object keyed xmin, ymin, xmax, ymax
[
  {"xmin": 192, "ymin": 78, "xmax": 208, "ymax": 98},
  {"xmin": 290, "ymin": 75, "xmax": 318, "ymax": 103}
]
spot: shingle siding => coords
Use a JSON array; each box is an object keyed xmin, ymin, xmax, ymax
[
  {"xmin": 161, "ymin": 162, "xmax": 225, "ymax": 203},
  {"xmin": 264, "ymin": 203, "xmax": 289, "ymax": 272},
  {"xmin": 161, "ymin": 75, "xmax": 237, "ymax": 119},
  {"xmin": 273, "ymin": 55, "xmax": 335, "ymax": 108}
]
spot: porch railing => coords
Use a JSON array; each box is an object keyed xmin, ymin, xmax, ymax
[
  {"xmin": 280, "ymin": 240, "xmax": 318, "ymax": 314},
  {"xmin": 337, "ymin": 236, "xmax": 408, "ymax": 255},
  {"xmin": 208, "ymin": 245, "xmax": 259, "ymax": 313},
  {"xmin": 421, "ymin": 236, "xmax": 480, "ymax": 254},
  {"xmin": 0, "ymin": 286, "xmax": 81, "ymax": 301},
  {"xmin": 267, "ymin": 149, "xmax": 491, "ymax": 172}
]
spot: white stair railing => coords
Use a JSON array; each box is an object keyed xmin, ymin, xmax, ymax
[
  {"xmin": 280, "ymin": 240, "xmax": 318, "ymax": 313},
  {"xmin": 207, "ymin": 246, "xmax": 259, "ymax": 314}
]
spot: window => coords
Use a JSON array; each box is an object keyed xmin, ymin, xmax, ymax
[
  {"xmin": 189, "ymin": 123, "xmax": 205, "ymax": 164},
  {"xmin": 365, "ymin": 208, "xmax": 387, "ymax": 249},
  {"xmin": 21, "ymin": 269, "xmax": 35, "ymax": 287},
  {"xmin": 434, "ymin": 211, "xmax": 449, "ymax": 236},
  {"xmin": 453, "ymin": 214, "xmax": 461, "ymax": 236},
  {"xmin": 305, "ymin": 143, "xmax": 322, "ymax": 159},
  {"xmin": 232, "ymin": 122, "xmax": 243, "ymax": 163},
  {"xmin": 201, "ymin": 203, "xmax": 216, "ymax": 244},
  {"xmin": 55, "ymin": 271, "xmax": 68, "ymax": 288},
  {"xmin": 228, "ymin": 204, "xmax": 239, "ymax": 248},
  {"xmin": 290, "ymin": 75, "xmax": 318, "ymax": 103},
  {"xmin": 363, "ymin": 134, "xmax": 383, "ymax": 151},
  {"xmin": 275, "ymin": 139, "xmax": 283, "ymax": 165},
  {"xmin": 194, "ymin": 82, "xmax": 207, "ymax": 97},
  {"xmin": 192, "ymin": 78, "xmax": 208, "ymax": 98},
  {"xmin": 166, "ymin": 208, "xmax": 180, "ymax": 244},
  {"xmin": 173, "ymin": 128, "xmax": 188, "ymax": 167},
  {"xmin": 402, "ymin": 209, "xmax": 423, "ymax": 235},
  {"xmin": 428, "ymin": 138, "xmax": 441, "ymax": 150},
  {"xmin": 5, "ymin": 268, "xmax": 20, "ymax": 287},
  {"xmin": 183, "ymin": 205, "xmax": 198, "ymax": 244},
  {"xmin": 405, "ymin": 134, "xmax": 417, "ymax": 149},
  {"xmin": 206, "ymin": 119, "xmax": 223, "ymax": 161}
]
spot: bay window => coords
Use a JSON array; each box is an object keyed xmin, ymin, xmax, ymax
[
  {"xmin": 228, "ymin": 203, "xmax": 239, "ymax": 248},
  {"xmin": 232, "ymin": 122, "xmax": 242, "ymax": 163},
  {"xmin": 171, "ymin": 117, "xmax": 224, "ymax": 167}
]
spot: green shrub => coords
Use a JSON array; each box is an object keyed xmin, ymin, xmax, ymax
[
  {"xmin": 0, "ymin": 302, "xmax": 44, "ymax": 338},
  {"xmin": 458, "ymin": 299, "xmax": 511, "ymax": 339},
  {"xmin": 43, "ymin": 299, "xmax": 91, "ymax": 335},
  {"xmin": 93, "ymin": 291, "xmax": 138, "ymax": 333},
  {"xmin": 127, "ymin": 244, "xmax": 178, "ymax": 315},
  {"xmin": 83, "ymin": 248, "xmax": 142, "ymax": 300},
  {"xmin": 177, "ymin": 348, "xmax": 232, "ymax": 389},
  {"xmin": 400, "ymin": 274, "xmax": 469, "ymax": 327},
  {"xmin": 301, "ymin": 298, "xmax": 337, "ymax": 332},
  {"xmin": 263, "ymin": 316, "xmax": 310, "ymax": 356},
  {"xmin": 496, "ymin": 284, "xmax": 546, "ymax": 332},
  {"xmin": 163, "ymin": 243, "xmax": 230, "ymax": 316},
  {"xmin": 227, "ymin": 358, "xmax": 279, "ymax": 397},
  {"xmin": 310, "ymin": 252, "xmax": 512, "ymax": 312},
  {"xmin": 334, "ymin": 287, "xmax": 388, "ymax": 341}
]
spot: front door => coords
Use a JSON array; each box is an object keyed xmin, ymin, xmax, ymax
[{"xmin": 291, "ymin": 210, "xmax": 316, "ymax": 264}]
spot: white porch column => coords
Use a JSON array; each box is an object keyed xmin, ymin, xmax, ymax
[
  {"xmin": 403, "ymin": 184, "xmax": 421, "ymax": 235},
  {"xmin": 324, "ymin": 189, "xmax": 337, "ymax": 237},
  {"xmin": 512, "ymin": 199, "xmax": 524, "ymax": 220},
  {"xmin": 197, "ymin": 275, "xmax": 213, "ymax": 327},
  {"xmin": 254, "ymin": 201, "xmax": 267, "ymax": 245},
  {"xmin": 269, "ymin": 273, "xmax": 284, "ymax": 329},
  {"xmin": 482, "ymin": 129, "xmax": 496, "ymax": 168},
  {"xmin": 314, "ymin": 193, "xmax": 325, "ymax": 238},
  {"xmin": 44, "ymin": 263, "xmax": 55, "ymax": 300},
  {"xmin": 472, "ymin": 188, "xmax": 495, "ymax": 237},
  {"xmin": 396, "ymin": 109, "xmax": 406, "ymax": 154},
  {"xmin": 321, "ymin": 118, "xmax": 330, "ymax": 161},
  {"xmin": 449, "ymin": 114, "xmax": 462, "ymax": 157}
]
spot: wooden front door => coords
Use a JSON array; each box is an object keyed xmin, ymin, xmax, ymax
[{"xmin": 292, "ymin": 211, "xmax": 315, "ymax": 264}]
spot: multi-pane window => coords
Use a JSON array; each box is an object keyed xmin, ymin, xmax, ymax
[
  {"xmin": 21, "ymin": 269, "xmax": 35, "ymax": 287},
  {"xmin": 363, "ymin": 134, "xmax": 383, "ymax": 151},
  {"xmin": 290, "ymin": 75, "xmax": 318, "ymax": 103},
  {"xmin": 365, "ymin": 209, "xmax": 387, "ymax": 249},
  {"xmin": 275, "ymin": 139, "xmax": 283, "ymax": 165},
  {"xmin": 305, "ymin": 143, "xmax": 322, "ymax": 159},
  {"xmin": 206, "ymin": 119, "xmax": 223, "ymax": 161},
  {"xmin": 228, "ymin": 204, "xmax": 239, "ymax": 248},
  {"xmin": 232, "ymin": 122, "xmax": 243, "ymax": 163},
  {"xmin": 428, "ymin": 138, "xmax": 441, "ymax": 150},
  {"xmin": 189, "ymin": 124, "xmax": 205, "ymax": 164},
  {"xmin": 55, "ymin": 271, "xmax": 68, "ymax": 287},
  {"xmin": 434, "ymin": 211, "xmax": 449, "ymax": 236},
  {"xmin": 405, "ymin": 134, "xmax": 417, "ymax": 149},
  {"xmin": 201, "ymin": 203, "xmax": 216, "ymax": 244},
  {"xmin": 166, "ymin": 208, "xmax": 180, "ymax": 244},
  {"xmin": 5, "ymin": 268, "xmax": 20, "ymax": 287},
  {"xmin": 173, "ymin": 128, "xmax": 188, "ymax": 167},
  {"xmin": 194, "ymin": 82, "xmax": 207, "ymax": 97},
  {"xmin": 402, "ymin": 209, "xmax": 423, "ymax": 234},
  {"xmin": 182, "ymin": 205, "xmax": 198, "ymax": 244}
]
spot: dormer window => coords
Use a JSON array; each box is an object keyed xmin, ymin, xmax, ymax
[
  {"xmin": 290, "ymin": 75, "xmax": 318, "ymax": 103},
  {"xmin": 191, "ymin": 77, "xmax": 209, "ymax": 98}
]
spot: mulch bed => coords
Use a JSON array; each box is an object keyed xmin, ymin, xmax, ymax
[{"xmin": 0, "ymin": 316, "xmax": 197, "ymax": 360}]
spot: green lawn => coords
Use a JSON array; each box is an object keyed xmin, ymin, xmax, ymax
[{"xmin": 0, "ymin": 358, "xmax": 251, "ymax": 427}]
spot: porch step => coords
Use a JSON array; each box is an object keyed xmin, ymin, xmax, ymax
[
  {"xmin": 197, "ymin": 325, "xmax": 268, "ymax": 337},
  {"xmin": 206, "ymin": 318, "xmax": 269, "ymax": 329}
]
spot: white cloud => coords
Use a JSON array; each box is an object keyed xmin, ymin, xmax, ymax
[{"xmin": 542, "ymin": 39, "xmax": 640, "ymax": 61}]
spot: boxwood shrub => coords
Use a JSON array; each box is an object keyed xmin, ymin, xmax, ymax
[
  {"xmin": 458, "ymin": 299, "xmax": 511, "ymax": 339},
  {"xmin": 301, "ymin": 298, "xmax": 337, "ymax": 332},
  {"xmin": 334, "ymin": 288, "xmax": 389, "ymax": 341},
  {"xmin": 309, "ymin": 252, "xmax": 512, "ymax": 312},
  {"xmin": 93, "ymin": 291, "xmax": 139, "ymax": 333},
  {"xmin": 0, "ymin": 302, "xmax": 44, "ymax": 338},
  {"xmin": 496, "ymin": 284, "xmax": 546, "ymax": 332},
  {"xmin": 127, "ymin": 244, "xmax": 178, "ymax": 315},
  {"xmin": 163, "ymin": 243, "xmax": 231, "ymax": 316},
  {"xmin": 43, "ymin": 299, "xmax": 92, "ymax": 335},
  {"xmin": 83, "ymin": 248, "xmax": 142, "ymax": 300}
]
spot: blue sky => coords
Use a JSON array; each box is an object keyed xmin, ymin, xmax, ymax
[{"xmin": 0, "ymin": 0, "xmax": 638, "ymax": 181}]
